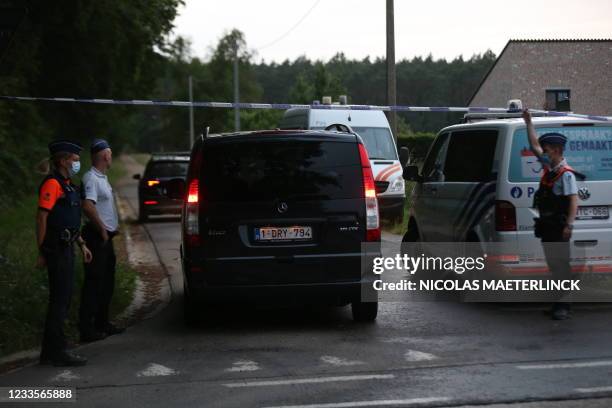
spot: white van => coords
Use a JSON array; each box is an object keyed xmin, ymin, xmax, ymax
[
  {"xmin": 279, "ymin": 108, "xmax": 406, "ymax": 220},
  {"xmin": 402, "ymin": 114, "xmax": 612, "ymax": 276}
]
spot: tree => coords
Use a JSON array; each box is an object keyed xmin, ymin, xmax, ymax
[{"xmin": 0, "ymin": 0, "xmax": 183, "ymax": 201}]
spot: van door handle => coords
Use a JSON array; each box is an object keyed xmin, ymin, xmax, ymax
[{"xmin": 575, "ymin": 240, "xmax": 598, "ymax": 247}]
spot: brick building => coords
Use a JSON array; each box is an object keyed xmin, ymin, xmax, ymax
[{"xmin": 469, "ymin": 40, "xmax": 612, "ymax": 116}]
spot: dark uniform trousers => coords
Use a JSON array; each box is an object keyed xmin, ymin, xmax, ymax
[
  {"xmin": 79, "ymin": 224, "xmax": 116, "ymax": 334},
  {"xmin": 41, "ymin": 241, "xmax": 75, "ymax": 357},
  {"xmin": 541, "ymin": 227, "xmax": 571, "ymax": 305}
]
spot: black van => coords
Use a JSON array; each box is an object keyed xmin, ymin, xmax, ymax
[{"xmin": 177, "ymin": 129, "xmax": 381, "ymax": 323}]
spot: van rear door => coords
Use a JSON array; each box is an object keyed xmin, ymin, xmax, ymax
[{"xmin": 198, "ymin": 134, "xmax": 366, "ymax": 286}]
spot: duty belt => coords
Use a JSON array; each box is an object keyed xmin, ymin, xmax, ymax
[{"xmin": 57, "ymin": 228, "xmax": 80, "ymax": 243}]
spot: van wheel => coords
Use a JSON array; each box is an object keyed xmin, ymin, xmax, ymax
[{"xmin": 351, "ymin": 301, "xmax": 378, "ymax": 322}]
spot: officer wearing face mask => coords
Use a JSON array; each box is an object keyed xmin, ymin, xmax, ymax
[
  {"xmin": 522, "ymin": 110, "xmax": 584, "ymax": 320},
  {"xmin": 37, "ymin": 140, "xmax": 93, "ymax": 366}
]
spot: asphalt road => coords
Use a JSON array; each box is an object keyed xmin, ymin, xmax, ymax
[{"xmin": 2, "ymin": 160, "xmax": 612, "ymax": 408}]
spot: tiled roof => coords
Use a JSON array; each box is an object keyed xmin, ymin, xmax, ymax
[
  {"xmin": 467, "ymin": 39, "xmax": 612, "ymax": 105},
  {"xmin": 509, "ymin": 39, "xmax": 612, "ymax": 42}
]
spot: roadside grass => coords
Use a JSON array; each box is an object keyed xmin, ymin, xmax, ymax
[
  {"xmin": 381, "ymin": 182, "xmax": 415, "ymax": 236},
  {"xmin": 0, "ymin": 157, "xmax": 136, "ymax": 357}
]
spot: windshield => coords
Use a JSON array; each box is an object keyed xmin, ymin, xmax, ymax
[
  {"xmin": 352, "ymin": 127, "xmax": 397, "ymax": 160},
  {"xmin": 510, "ymin": 126, "xmax": 612, "ymax": 182}
]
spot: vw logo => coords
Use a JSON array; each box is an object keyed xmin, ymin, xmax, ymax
[
  {"xmin": 577, "ymin": 187, "xmax": 591, "ymax": 201},
  {"xmin": 277, "ymin": 202, "xmax": 288, "ymax": 213}
]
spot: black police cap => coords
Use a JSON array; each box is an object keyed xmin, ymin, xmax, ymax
[
  {"xmin": 48, "ymin": 140, "xmax": 83, "ymax": 155},
  {"xmin": 538, "ymin": 132, "xmax": 567, "ymax": 147}
]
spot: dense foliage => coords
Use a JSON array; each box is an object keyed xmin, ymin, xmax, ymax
[{"xmin": 0, "ymin": 2, "xmax": 496, "ymax": 202}]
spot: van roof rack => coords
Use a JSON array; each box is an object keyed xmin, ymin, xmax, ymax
[{"xmin": 462, "ymin": 111, "xmax": 547, "ymax": 123}]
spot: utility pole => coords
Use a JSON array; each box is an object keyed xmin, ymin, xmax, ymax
[
  {"xmin": 386, "ymin": 0, "xmax": 397, "ymax": 142},
  {"xmin": 233, "ymin": 43, "xmax": 240, "ymax": 131},
  {"xmin": 188, "ymin": 75, "xmax": 194, "ymax": 148}
]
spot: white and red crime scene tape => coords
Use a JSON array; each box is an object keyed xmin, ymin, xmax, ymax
[{"xmin": 0, "ymin": 95, "xmax": 610, "ymax": 122}]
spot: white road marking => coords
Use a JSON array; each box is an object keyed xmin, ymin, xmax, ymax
[
  {"xmin": 51, "ymin": 370, "xmax": 80, "ymax": 382},
  {"xmin": 320, "ymin": 355, "xmax": 365, "ymax": 366},
  {"xmin": 575, "ymin": 386, "xmax": 612, "ymax": 393},
  {"xmin": 516, "ymin": 360, "xmax": 612, "ymax": 370},
  {"xmin": 223, "ymin": 374, "xmax": 394, "ymax": 388},
  {"xmin": 381, "ymin": 337, "xmax": 412, "ymax": 344},
  {"xmin": 404, "ymin": 350, "xmax": 437, "ymax": 362},
  {"xmin": 136, "ymin": 363, "xmax": 178, "ymax": 377},
  {"xmin": 263, "ymin": 397, "xmax": 451, "ymax": 408},
  {"xmin": 225, "ymin": 360, "xmax": 260, "ymax": 372}
]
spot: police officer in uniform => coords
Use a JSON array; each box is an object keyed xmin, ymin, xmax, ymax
[
  {"xmin": 37, "ymin": 140, "xmax": 93, "ymax": 366},
  {"xmin": 79, "ymin": 138, "xmax": 124, "ymax": 342},
  {"xmin": 523, "ymin": 110, "xmax": 582, "ymax": 320}
]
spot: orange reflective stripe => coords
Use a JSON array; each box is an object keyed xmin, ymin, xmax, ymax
[
  {"xmin": 540, "ymin": 165, "xmax": 574, "ymax": 187},
  {"xmin": 382, "ymin": 165, "xmax": 402, "ymax": 181},
  {"xmin": 38, "ymin": 178, "xmax": 62, "ymax": 210},
  {"xmin": 376, "ymin": 164, "xmax": 401, "ymax": 181}
]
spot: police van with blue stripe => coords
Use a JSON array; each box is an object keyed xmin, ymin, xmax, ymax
[{"xmin": 402, "ymin": 104, "xmax": 612, "ymax": 276}]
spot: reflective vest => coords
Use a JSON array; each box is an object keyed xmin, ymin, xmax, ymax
[
  {"xmin": 533, "ymin": 164, "xmax": 584, "ymax": 221},
  {"xmin": 39, "ymin": 173, "xmax": 82, "ymax": 232}
]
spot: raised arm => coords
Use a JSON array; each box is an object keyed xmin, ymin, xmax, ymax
[{"xmin": 522, "ymin": 109, "xmax": 543, "ymax": 157}]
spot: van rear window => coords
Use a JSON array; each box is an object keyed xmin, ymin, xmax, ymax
[
  {"xmin": 145, "ymin": 161, "xmax": 189, "ymax": 178},
  {"xmin": 509, "ymin": 126, "xmax": 612, "ymax": 182},
  {"xmin": 201, "ymin": 140, "xmax": 362, "ymax": 202}
]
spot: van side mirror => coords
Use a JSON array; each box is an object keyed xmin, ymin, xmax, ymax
[
  {"xmin": 399, "ymin": 147, "xmax": 410, "ymax": 166},
  {"xmin": 166, "ymin": 178, "xmax": 186, "ymax": 200},
  {"xmin": 403, "ymin": 165, "xmax": 422, "ymax": 182},
  {"xmin": 133, "ymin": 174, "xmax": 141, "ymax": 180}
]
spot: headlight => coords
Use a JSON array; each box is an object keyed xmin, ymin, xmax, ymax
[{"xmin": 388, "ymin": 177, "xmax": 405, "ymax": 193}]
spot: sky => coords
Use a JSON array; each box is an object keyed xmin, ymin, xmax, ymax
[{"xmin": 172, "ymin": 0, "xmax": 612, "ymax": 63}]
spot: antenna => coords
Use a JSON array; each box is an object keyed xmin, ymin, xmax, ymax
[{"xmin": 200, "ymin": 126, "xmax": 210, "ymax": 141}]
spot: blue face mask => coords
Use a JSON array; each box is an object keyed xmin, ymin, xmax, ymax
[
  {"xmin": 69, "ymin": 160, "xmax": 81, "ymax": 176},
  {"xmin": 540, "ymin": 153, "xmax": 551, "ymax": 167}
]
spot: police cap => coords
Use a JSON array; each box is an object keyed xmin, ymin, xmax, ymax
[
  {"xmin": 538, "ymin": 132, "xmax": 567, "ymax": 147},
  {"xmin": 91, "ymin": 138, "xmax": 111, "ymax": 155},
  {"xmin": 48, "ymin": 140, "xmax": 83, "ymax": 155}
]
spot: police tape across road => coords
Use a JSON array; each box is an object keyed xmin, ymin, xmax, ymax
[{"xmin": 0, "ymin": 95, "xmax": 611, "ymax": 122}]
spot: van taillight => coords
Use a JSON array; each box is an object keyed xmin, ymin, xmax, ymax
[
  {"xmin": 358, "ymin": 144, "xmax": 380, "ymax": 241},
  {"xmin": 185, "ymin": 179, "xmax": 200, "ymax": 245},
  {"xmin": 495, "ymin": 200, "xmax": 517, "ymax": 231},
  {"xmin": 187, "ymin": 179, "xmax": 199, "ymax": 203}
]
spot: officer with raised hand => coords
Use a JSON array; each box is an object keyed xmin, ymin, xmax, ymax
[
  {"xmin": 522, "ymin": 110, "xmax": 582, "ymax": 320},
  {"xmin": 37, "ymin": 140, "xmax": 92, "ymax": 366},
  {"xmin": 79, "ymin": 138, "xmax": 125, "ymax": 342}
]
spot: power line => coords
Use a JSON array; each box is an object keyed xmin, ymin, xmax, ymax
[{"xmin": 256, "ymin": 0, "xmax": 321, "ymax": 51}]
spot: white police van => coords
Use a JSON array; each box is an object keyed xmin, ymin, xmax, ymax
[
  {"xmin": 402, "ymin": 110, "xmax": 612, "ymax": 276},
  {"xmin": 279, "ymin": 102, "xmax": 406, "ymax": 221}
]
